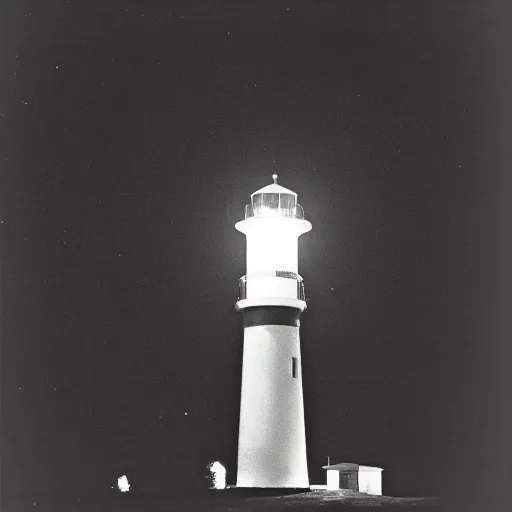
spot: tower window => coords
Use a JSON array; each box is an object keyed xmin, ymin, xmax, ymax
[{"xmin": 292, "ymin": 357, "xmax": 298, "ymax": 378}]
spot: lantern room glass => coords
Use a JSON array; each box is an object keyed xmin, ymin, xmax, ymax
[{"xmin": 251, "ymin": 192, "xmax": 297, "ymax": 218}]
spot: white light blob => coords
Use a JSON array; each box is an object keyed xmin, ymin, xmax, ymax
[
  {"xmin": 117, "ymin": 475, "xmax": 130, "ymax": 493},
  {"xmin": 207, "ymin": 461, "xmax": 226, "ymax": 489}
]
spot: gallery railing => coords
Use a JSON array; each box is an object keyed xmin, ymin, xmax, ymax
[{"xmin": 237, "ymin": 274, "xmax": 306, "ymax": 302}]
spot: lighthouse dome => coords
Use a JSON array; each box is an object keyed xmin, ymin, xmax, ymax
[
  {"xmin": 251, "ymin": 173, "xmax": 297, "ymax": 197},
  {"xmin": 251, "ymin": 183, "xmax": 297, "ymax": 197}
]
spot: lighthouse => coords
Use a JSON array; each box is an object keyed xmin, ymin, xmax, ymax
[{"xmin": 235, "ymin": 175, "xmax": 311, "ymax": 489}]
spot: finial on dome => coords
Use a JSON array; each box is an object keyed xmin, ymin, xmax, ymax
[{"xmin": 272, "ymin": 174, "xmax": 278, "ymax": 184}]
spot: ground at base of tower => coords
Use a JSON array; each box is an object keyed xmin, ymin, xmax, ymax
[
  {"xmin": 173, "ymin": 488, "xmax": 441, "ymax": 510},
  {"xmin": 198, "ymin": 489, "xmax": 441, "ymax": 509},
  {"xmin": 4, "ymin": 488, "xmax": 441, "ymax": 511}
]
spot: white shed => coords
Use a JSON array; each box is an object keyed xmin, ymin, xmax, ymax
[{"xmin": 322, "ymin": 463, "xmax": 383, "ymax": 495}]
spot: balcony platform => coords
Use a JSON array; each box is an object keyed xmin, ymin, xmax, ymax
[{"xmin": 235, "ymin": 297, "xmax": 307, "ymax": 312}]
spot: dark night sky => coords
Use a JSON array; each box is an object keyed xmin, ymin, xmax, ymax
[{"xmin": 1, "ymin": 0, "xmax": 511, "ymax": 507}]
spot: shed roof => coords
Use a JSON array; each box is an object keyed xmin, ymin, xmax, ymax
[
  {"xmin": 322, "ymin": 463, "xmax": 383, "ymax": 472},
  {"xmin": 322, "ymin": 463, "xmax": 359, "ymax": 472}
]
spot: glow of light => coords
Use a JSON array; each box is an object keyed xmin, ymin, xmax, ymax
[
  {"xmin": 246, "ymin": 226, "xmax": 299, "ymax": 274},
  {"xmin": 207, "ymin": 461, "xmax": 226, "ymax": 489},
  {"xmin": 257, "ymin": 206, "xmax": 279, "ymax": 217},
  {"xmin": 117, "ymin": 475, "xmax": 130, "ymax": 493}
]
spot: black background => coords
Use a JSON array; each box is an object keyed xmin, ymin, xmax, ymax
[{"xmin": 1, "ymin": 1, "xmax": 511, "ymax": 510}]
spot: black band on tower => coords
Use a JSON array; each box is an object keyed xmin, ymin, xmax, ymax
[{"xmin": 242, "ymin": 306, "xmax": 301, "ymax": 328}]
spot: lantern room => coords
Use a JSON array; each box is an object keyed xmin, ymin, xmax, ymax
[{"xmin": 244, "ymin": 174, "xmax": 304, "ymax": 220}]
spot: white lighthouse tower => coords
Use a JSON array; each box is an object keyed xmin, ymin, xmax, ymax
[{"xmin": 235, "ymin": 175, "xmax": 311, "ymax": 489}]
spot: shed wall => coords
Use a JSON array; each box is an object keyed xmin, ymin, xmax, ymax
[
  {"xmin": 326, "ymin": 470, "xmax": 339, "ymax": 490},
  {"xmin": 358, "ymin": 471, "xmax": 382, "ymax": 495}
]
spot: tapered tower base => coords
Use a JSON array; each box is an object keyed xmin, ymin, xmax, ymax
[{"xmin": 236, "ymin": 306, "xmax": 309, "ymax": 488}]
